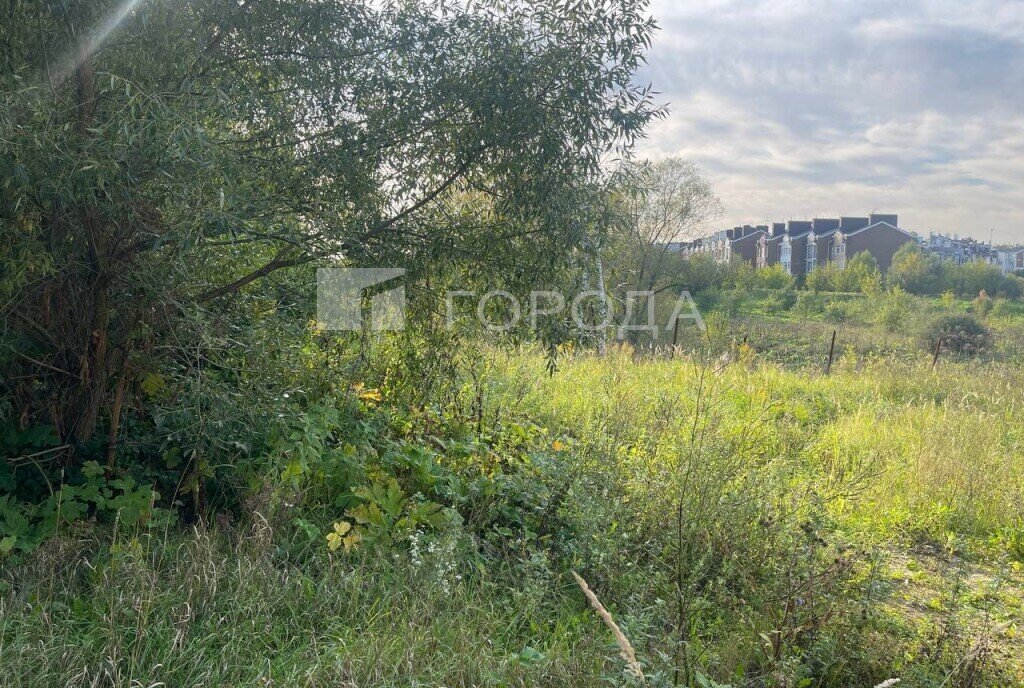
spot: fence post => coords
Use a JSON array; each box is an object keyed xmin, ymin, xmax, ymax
[{"xmin": 825, "ymin": 329, "xmax": 837, "ymax": 375}]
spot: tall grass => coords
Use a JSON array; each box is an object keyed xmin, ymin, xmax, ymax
[
  {"xmin": 3, "ymin": 344, "xmax": 1022, "ymax": 686},
  {"xmin": 0, "ymin": 524, "xmax": 608, "ymax": 687}
]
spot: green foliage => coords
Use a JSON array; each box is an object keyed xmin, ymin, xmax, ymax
[
  {"xmin": 1, "ymin": 0, "xmax": 659, "ymax": 501},
  {"xmin": 756, "ymin": 263, "xmax": 798, "ymax": 290},
  {"xmin": 889, "ymin": 243, "xmax": 944, "ymax": 293},
  {"xmin": 973, "ymin": 290, "xmax": 995, "ymax": 317},
  {"xmin": 346, "ymin": 477, "xmax": 452, "ymax": 549},
  {"xmin": 677, "ymin": 252, "xmax": 732, "ymax": 292},
  {"xmin": 794, "ymin": 290, "xmax": 826, "ymax": 317},
  {"xmin": 948, "ymin": 261, "xmax": 1024, "ymax": 299},
  {"xmin": 888, "ymin": 245, "xmax": 1024, "ymax": 297},
  {"xmin": 876, "ymin": 287, "xmax": 916, "ymax": 332},
  {"xmin": 0, "ymin": 461, "xmax": 168, "ymax": 557},
  {"xmin": 804, "ymin": 252, "xmax": 881, "ymax": 293},
  {"xmin": 824, "ymin": 299, "xmax": 849, "ymax": 322}
]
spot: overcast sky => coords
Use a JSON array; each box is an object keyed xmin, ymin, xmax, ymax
[{"xmin": 635, "ymin": 0, "xmax": 1024, "ymax": 243}]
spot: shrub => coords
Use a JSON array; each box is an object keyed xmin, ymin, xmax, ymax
[
  {"xmin": 925, "ymin": 314, "xmax": 993, "ymax": 356},
  {"xmin": 889, "ymin": 243, "xmax": 942, "ymax": 294},
  {"xmin": 715, "ymin": 290, "xmax": 743, "ymax": 317},
  {"xmin": 990, "ymin": 298, "xmax": 1015, "ymax": 319},
  {"xmin": 824, "ymin": 300, "xmax": 848, "ymax": 323},
  {"xmin": 972, "ymin": 290, "xmax": 994, "ymax": 318},
  {"xmin": 804, "ymin": 265, "xmax": 839, "ymax": 292},
  {"xmin": 876, "ymin": 287, "xmax": 915, "ymax": 332},
  {"xmin": 755, "ymin": 264, "xmax": 797, "ymax": 290},
  {"xmin": 793, "ymin": 291, "xmax": 825, "ymax": 317},
  {"xmin": 764, "ymin": 288, "xmax": 797, "ymax": 313}
]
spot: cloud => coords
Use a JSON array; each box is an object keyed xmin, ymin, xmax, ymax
[{"xmin": 636, "ymin": 0, "xmax": 1024, "ymax": 242}]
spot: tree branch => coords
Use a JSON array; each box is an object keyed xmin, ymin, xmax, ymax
[{"xmin": 193, "ymin": 249, "xmax": 313, "ymax": 303}]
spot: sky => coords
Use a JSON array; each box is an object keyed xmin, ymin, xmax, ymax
[{"xmin": 635, "ymin": 0, "xmax": 1024, "ymax": 243}]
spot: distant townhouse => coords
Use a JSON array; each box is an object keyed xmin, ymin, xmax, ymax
[
  {"xmin": 995, "ymin": 247, "xmax": 1024, "ymax": 275},
  {"xmin": 832, "ymin": 218, "xmax": 916, "ymax": 271},
  {"xmin": 756, "ymin": 223, "xmax": 787, "ymax": 268},
  {"xmin": 680, "ymin": 225, "xmax": 768, "ymax": 265},
  {"xmin": 683, "ymin": 212, "xmax": 921, "ymax": 277},
  {"xmin": 779, "ymin": 221, "xmax": 812, "ymax": 276},
  {"xmin": 927, "ymin": 232, "xmax": 994, "ymax": 265},
  {"xmin": 805, "ymin": 218, "xmax": 841, "ymax": 273},
  {"xmin": 728, "ymin": 225, "xmax": 768, "ymax": 266}
]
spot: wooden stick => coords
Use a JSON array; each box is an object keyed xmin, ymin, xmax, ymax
[
  {"xmin": 825, "ymin": 329, "xmax": 837, "ymax": 375},
  {"xmin": 931, "ymin": 337, "xmax": 943, "ymax": 370}
]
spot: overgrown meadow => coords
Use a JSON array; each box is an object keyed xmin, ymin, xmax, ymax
[
  {"xmin": 3, "ymin": 1, "xmax": 1024, "ymax": 686},
  {"xmin": 3, "ymin": 313, "xmax": 1022, "ymax": 687}
]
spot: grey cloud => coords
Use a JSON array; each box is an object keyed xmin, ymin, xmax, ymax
[{"xmin": 636, "ymin": 0, "xmax": 1024, "ymax": 241}]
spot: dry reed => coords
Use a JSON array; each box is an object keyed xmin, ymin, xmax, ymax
[{"xmin": 571, "ymin": 570, "xmax": 645, "ymax": 684}]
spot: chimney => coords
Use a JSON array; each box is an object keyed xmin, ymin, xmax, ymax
[
  {"xmin": 840, "ymin": 216, "xmax": 870, "ymax": 233},
  {"xmin": 812, "ymin": 218, "xmax": 840, "ymax": 233},
  {"xmin": 869, "ymin": 213, "xmax": 899, "ymax": 227}
]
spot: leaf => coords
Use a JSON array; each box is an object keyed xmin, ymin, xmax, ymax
[
  {"xmin": 519, "ymin": 646, "xmax": 545, "ymax": 663},
  {"xmin": 342, "ymin": 532, "xmax": 361, "ymax": 552},
  {"xmin": 326, "ymin": 531, "xmax": 342, "ymax": 551},
  {"xmin": 695, "ymin": 672, "xmax": 733, "ymax": 688},
  {"xmin": 141, "ymin": 372, "xmax": 165, "ymax": 396},
  {"xmin": 358, "ymin": 388, "xmax": 383, "ymax": 403}
]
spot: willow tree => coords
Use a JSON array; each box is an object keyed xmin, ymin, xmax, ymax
[{"xmin": 0, "ymin": 0, "xmax": 659, "ymax": 462}]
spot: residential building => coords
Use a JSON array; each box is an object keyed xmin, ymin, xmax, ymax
[
  {"xmin": 927, "ymin": 232, "xmax": 994, "ymax": 265},
  {"xmin": 728, "ymin": 226, "xmax": 767, "ymax": 266},
  {"xmin": 805, "ymin": 219, "xmax": 841, "ymax": 273},
  {"xmin": 679, "ymin": 211, "xmax": 1007, "ymax": 279},
  {"xmin": 756, "ymin": 223, "xmax": 786, "ymax": 268},
  {"xmin": 995, "ymin": 248, "xmax": 1024, "ymax": 275},
  {"xmin": 779, "ymin": 221, "xmax": 812, "ymax": 276},
  {"xmin": 832, "ymin": 220, "xmax": 916, "ymax": 271}
]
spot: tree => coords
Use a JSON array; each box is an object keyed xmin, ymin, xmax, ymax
[
  {"xmin": 605, "ymin": 158, "xmax": 721, "ymax": 337},
  {"xmin": 0, "ymin": 0, "xmax": 660, "ymax": 460},
  {"xmin": 888, "ymin": 243, "xmax": 941, "ymax": 294}
]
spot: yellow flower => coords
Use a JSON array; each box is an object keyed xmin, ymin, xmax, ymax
[{"xmin": 552, "ymin": 440, "xmax": 566, "ymax": 452}]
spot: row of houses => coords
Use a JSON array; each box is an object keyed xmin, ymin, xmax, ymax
[
  {"xmin": 673, "ymin": 213, "xmax": 1024, "ymax": 277},
  {"xmin": 926, "ymin": 232, "xmax": 1024, "ymax": 274}
]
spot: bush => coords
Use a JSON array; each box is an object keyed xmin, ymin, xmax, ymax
[
  {"xmin": 764, "ymin": 288, "xmax": 797, "ymax": 313},
  {"xmin": 973, "ymin": 290, "xmax": 994, "ymax": 318},
  {"xmin": 804, "ymin": 264, "xmax": 841, "ymax": 292},
  {"xmin": 824, "ymin": 300, "xmax": 848, "ymax": 323},
  {"xmin": 755, "ymin": 264, "xmax": 797, "ymax": 290},
  {"xmin": 876, "ymin": 287, "xmax": 915, "ymax": 332},
  {"xmin": 990, "ymin": 298, "xmax": 1016, "ymax": 319},
  {"xmin": 889, "ymin": 243, "xmax": 942, "ymax": 294},
  {"xmin": 793, "ymin": 291, "xmax": 826, "ymax": 317},
  {"xmin": 925, "ymin": 314, "xmax": 993, "ymax": 356}
]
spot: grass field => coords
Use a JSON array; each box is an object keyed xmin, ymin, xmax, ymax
[{"xmin": 2, "ymin": 315, "xmax": 1023, "ymax": 687}]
